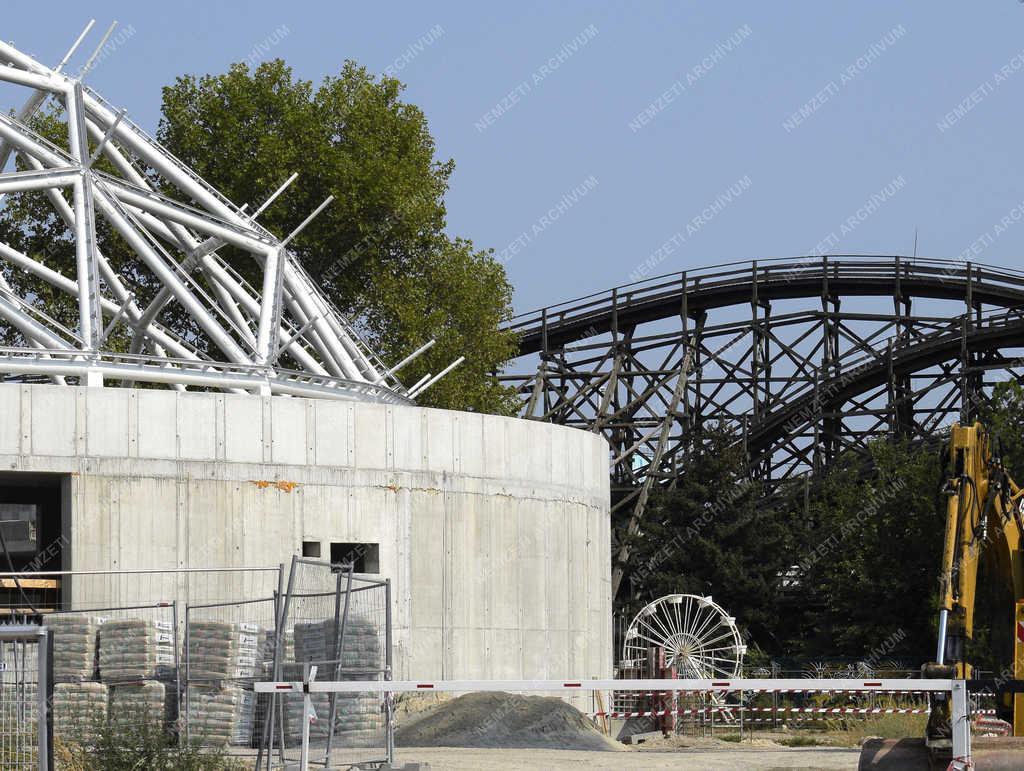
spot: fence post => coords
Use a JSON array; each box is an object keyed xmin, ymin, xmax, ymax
[
  {"xmin": 37, "ymin": 627, "xmax": 52, "ymax": 771},
  {"xmin": 385, "ymin": 578, "xmax": 394, "ymax": 764},
  {"xmin": 950, "ymin": 679, "xmax": 971, "ymax": 769},
  {"xmin": 324, "ymin": 566, "xmax": 353, "ymax": 762},
  {"xmin": 300, "ymin": 664, "xmax": 318, "ymax": 771},
  {"xmin": 175, "ymin": 602, "xmax": 185, "ymax": 745}
]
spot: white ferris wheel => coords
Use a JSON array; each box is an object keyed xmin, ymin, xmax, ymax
[{"xmin": 622, "ymin": 593, "xmax": 746, "ymax": 678}]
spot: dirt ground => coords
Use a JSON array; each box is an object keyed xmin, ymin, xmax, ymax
[{"xmin": 392, "ymin": 744, "xmax": 862, "ymax": 770}]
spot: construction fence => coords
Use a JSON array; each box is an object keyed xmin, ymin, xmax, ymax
[
  {"xmin": 0, "ymin": 626, "xmax": 51, "ymax": 770},
  {"xmin": 0, "ymin": 560, "xmax": 392, "ymax": 769}
]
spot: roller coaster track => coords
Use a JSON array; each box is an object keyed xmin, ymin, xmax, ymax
[{"xmin": 499, "ymin": 256, "xmax": 1024, "ymax": 596}]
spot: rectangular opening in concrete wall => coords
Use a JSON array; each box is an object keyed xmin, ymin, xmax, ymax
[
  {"xmin": 302, "ymin": 541, "xmax": 321, "ymax": 558},
  {"xmin": 330, "ymin": 542, "xmax": 379, "ymax": 573},
  {"xmin": 0, "ymin": 472, "xmax": 69, "ymax": 614}
]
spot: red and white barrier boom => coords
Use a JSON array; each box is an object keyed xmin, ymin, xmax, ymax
[{"xmin": 253, "ymin": 677, "xmax": 973, "ymax": 771}]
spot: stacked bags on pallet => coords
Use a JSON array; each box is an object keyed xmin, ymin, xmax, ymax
[
  {"xmin": 185, "ymin": 620, "xmax": 267, "ymax": 746},
  {"xmin": 99, "ymin": 619, "xmax": 176, "ymax": 682},
  {"xmin": 185, "ymin": 686, "xmax": 258, "ymax": 747},
  {"xmin": 53, "ymin": 682, "xmax": 108, "ymax": 745},
  {"xmin": 109, "ymin": 681, "xmax": 176, "ymax": 731},
  {"xmin": 186, "ymin": 620, "xmax": 265, "ymax": 681},
  {"xmin": 43, "ymin": 614, "xmax": 99, "ymax": 682},
  {"xmin": 283, "ymin": 617, "xmax": 384, "ymax": 748}
]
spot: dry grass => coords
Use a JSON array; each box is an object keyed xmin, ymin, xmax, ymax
[{"xmin": 778, "ymin": 713, "xmax": 927, "ymax": 747}]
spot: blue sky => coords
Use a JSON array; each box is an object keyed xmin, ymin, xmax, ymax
[{"xmin": 5, "ymin": 2, "xmax": 1024, "ymax": 312}]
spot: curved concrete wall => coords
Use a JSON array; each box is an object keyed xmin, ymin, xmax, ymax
[{"xmin": 0, "ymin": 384, "xmax": 612, "ymax": 682}]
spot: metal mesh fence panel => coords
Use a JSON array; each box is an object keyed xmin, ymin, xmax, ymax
[
  {"xmin": 183, "ymin": 596, "xmax": 278, "ymax": 754},
  {"xmin": 0, "ymin": 627, "xmax": 51, "ymax": 770},
  {"xmin": 44, "ymin": 602, "xmax": 180, "ymax": 754},
  {"xmin": 261, "ymin": 557, "xmax": 392, "ymax": 770}
]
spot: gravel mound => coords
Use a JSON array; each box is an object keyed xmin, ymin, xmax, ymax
[{"xmin": 395, "ymin": 692, "xmax": 623, "ymax": 751}]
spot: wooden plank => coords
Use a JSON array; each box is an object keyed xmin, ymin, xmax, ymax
[
  {"xmin": 0, "ymin": 607, "xmax": 55, "ymax": 615},
  {"xmin": 0, "ymin": 578, "xmax": 59, "ymax": 589}
]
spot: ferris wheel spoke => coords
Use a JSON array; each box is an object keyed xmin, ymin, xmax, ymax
[
  {"xmin": 636, "ymin": 611, "xmax": 668, "ymax": 640},
  {"xmin": 699, "ymin": 630, "xmax": 737, "ymax": 648},
  {"xmin": 686, "ymin": 598, "xmax": 705, "ymax": 639},
  {"xmin": 641, "ymin": 610, "xmax": 673, "ymax": 643},
  {"xmin": 682, "ymin": 596, "xmax": 695, "ymax": 638},
  {"xmin": 630, "ymin": 629, "xmax": 668, "ymax": 648},
  {"xmin": 633, "ymin": 619, "xmax": 666, "ymax": 644},
  {"xmin": 699, "ymin": 644, "xmax": 740, "ymax": 655},
  {"xmin": 660, "ymin": 606, "xmax": 681, "ymax": 640},
  {"xmin": 690, "ymin": 608, "xmax": 722, "ymax": 642}
]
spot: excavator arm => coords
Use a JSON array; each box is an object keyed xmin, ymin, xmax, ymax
[{"xmin": 933, "ymin": 422, "xmax": 1024, "ymax": 735}]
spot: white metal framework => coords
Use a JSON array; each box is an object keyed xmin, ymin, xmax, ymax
[
  {"xmin": 622, "ymin": 593, "xmax": 746, "ymax": 678},
  {"xmin": 0, "ymin": 24, "xmax": 443, "ymax": 403}
]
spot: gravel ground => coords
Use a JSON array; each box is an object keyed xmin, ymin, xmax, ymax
[{"xmin": 392, "ymin": 745, "xmax": 861, "ymax": 769}]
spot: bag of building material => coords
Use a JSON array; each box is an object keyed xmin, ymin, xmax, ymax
[
  {"xmin": 185, "ymin": 684, "xmax": 259, "ymax": 747},
  {"xmin": 99, "ymin": 619, "xmax": 176, "ymax": 682},
  {"xmin": 278, "ymin": 660, "xmax": 383, "ymax": 748},
  {"xmin": 293, "ymin": 616, "xmax": 381, "ymax": 669},
  {"xmin": 109, "ymin": 680, "xmax": 175, "ymax": 733},
  {"xmin": 43, "ymin": 614, "xmax": 98, "ymax": 682},
  {"xmin": 187, "ymin": 620, "xmax": 266, "ymax": 682},
  {"xmin": 53, "ymin": 681, "xmax": 107, "ymax": 746}
]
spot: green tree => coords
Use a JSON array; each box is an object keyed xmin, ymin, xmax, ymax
[
  {"xmin": 797, "ymin": 438, "xmax": 945, "ymax": 659},
  {"xmin": 621, "ymin": 425, "xmax": 800, "ymax": 650},
  {"xmin": 158, "ymin": 59, "xmax": 518, "ymax": 413},
  {"xmin": 979, "ymin": 378, "xmax": 1024, "ymax": 482}
]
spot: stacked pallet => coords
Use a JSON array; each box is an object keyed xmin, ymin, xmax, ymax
[
  {"xmin": 185, "ymin": 685, "xmax": 258, "ymax": 747},
  {"xmin": 185, "ymin": 620, "xmax": 267, "ymax": 746},
  {"xmin": 285, "ymin": 617, "xmax": 384, "ymax": 748},
  {"xmin": 43, "ymin": 614, "xmax": 98, "ymax": 682},
  {"xmin": 53, "ymin": 681, "xmax": 107, "ymax": 745},
  {"xmin": 187, "ymin": 621, "xmax": 265, "ymax": 681},
  {"xmin": 98, "ymin": 619, "xmax": 175, "ymax": 682},
  {"xmin": 108, "ymin": 680, "xmax": 175, "ymax": 732}
]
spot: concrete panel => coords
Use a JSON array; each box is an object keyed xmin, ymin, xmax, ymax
[
  {"xmin": 271, "ymin": 398, "xmax": 307, "ymax": 465},
  {"xmin": 30, "ymin": 387, "xmax": 76, "ymax": 456},
  {"xmin": 178, "ymin": 395, "xmax": 217, "ymax": 461},
  {"xmin": 425, "ymin": 410, "xmax": 454, "ymax": 473},
  {"xmin": 455, "ymin": 412, "xmax": 484, "ymax": 477},
  {"xmin": 313, "ymin": 401, "xmax": 352, "ymax": 467},
  {"xmin": 391, "ymin": 408, "xmax": 423, "ymax": 472},
  {"xmin": 409, "ymin": 491, "xmax": 444, "ymax": 629},
  {"xmin": 85, "ymin": 389, "xmax": 130, "ymax": 457},
  {"xmin": 224, "ymin": 395, "xmax": 263, "ymax": 463},
  {"xmin": 353, "ymin": 403, "xmax": 388, "ymax": 469},
  {"xmin": 137, "ymin": 390, "xmax": 177, "ymax": 458},
  {"xmin": 0, "ymin": 386, "xmax": 19, "ymax": 454}
]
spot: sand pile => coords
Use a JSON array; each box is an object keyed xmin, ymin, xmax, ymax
[{"xmin": 395, "ymin": 692, "xmax": 622, "ymax": 751}]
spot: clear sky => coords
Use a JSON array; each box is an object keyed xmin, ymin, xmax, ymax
[{"xmin": 5, "ymin": 2, "xmax": 1024, "ymax": 313}]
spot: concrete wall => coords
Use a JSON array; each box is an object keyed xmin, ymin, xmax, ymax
[{"xmin": 0, "ymin": 384, "xmax": 612, "ymax": 681}]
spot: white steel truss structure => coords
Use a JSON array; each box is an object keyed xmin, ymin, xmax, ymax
[{"xmin": 0, "ymin": 26, "xmax": 436, "ymax": 404}]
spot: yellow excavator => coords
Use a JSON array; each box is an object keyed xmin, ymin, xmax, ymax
[{"xmin": 861, "ymin": 421, "xmax": 1024, "ymax": 769}]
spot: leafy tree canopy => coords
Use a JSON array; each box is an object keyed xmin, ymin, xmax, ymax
[
  {"xmin": 620, "ymin": 424, "xmax": 800, "ymax": 650},
  {"xmin": 157, "ymin": 59, "xmax": 518, "ymax": 413}
]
